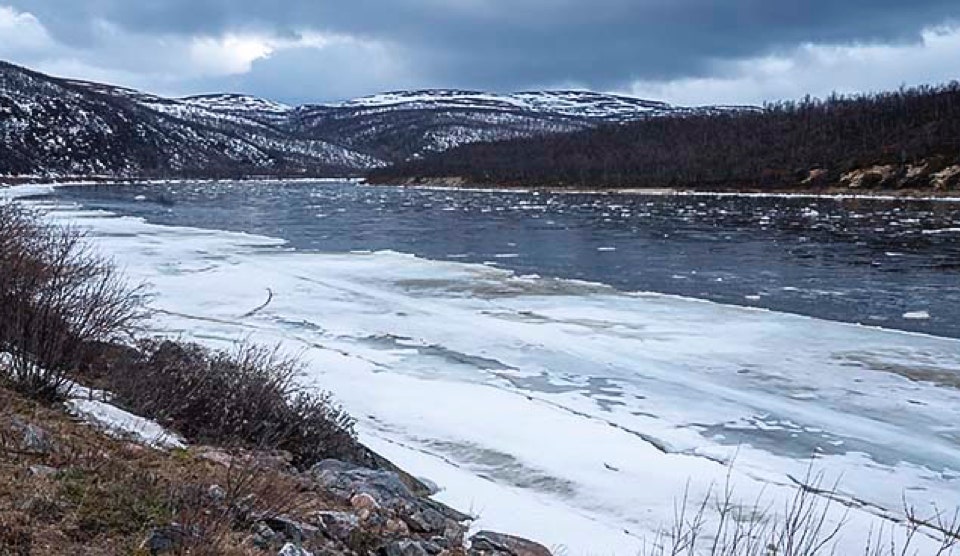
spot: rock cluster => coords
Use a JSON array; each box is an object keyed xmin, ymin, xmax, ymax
[
  {"xmin": 152, "ymin": 458, "xmax": 553, "ymax": 556},
  {"xmin": 837, "ymin": 158, "xmax": 960, "ymax": 191}
]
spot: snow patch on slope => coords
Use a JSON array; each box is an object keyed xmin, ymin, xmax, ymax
[{"xmin": 66, "ymin": 398, "xmax": 186, "ymax": 450}]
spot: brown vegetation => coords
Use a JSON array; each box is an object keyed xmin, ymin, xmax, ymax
[
  {"xmin": 0, "ymin": 385, "xmax": 342, "ymax": 555},
  {"xmin": 82, "ymin": 340, "xmax": 361, "ymax": 470},
  {"xmin": 0, "ymin": 203, "xmax": 143, "ymax": 402}
]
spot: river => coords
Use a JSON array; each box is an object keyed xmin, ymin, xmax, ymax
[{"xmin": 9, "ymin": 181, "xmax": 960, "ymax": 555}]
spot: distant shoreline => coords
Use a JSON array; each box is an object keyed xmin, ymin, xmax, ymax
[
  {"xmin": 362, "ymin": 177, "xmax": 960, "ymax": 202},
  {"xmin": 0, "ymin": 175, "xmax": 362, "ymax": 187},
  {"xmin": 5, "ymin": 175, "xmax": 960, "ymax": 202}
]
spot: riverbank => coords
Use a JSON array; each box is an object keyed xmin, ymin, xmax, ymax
[
  {"xmin": 364, "ymin": 176, "xmax": 960, "ymax": 201},
  {"xmin": 0, "ymin": 380, "xmax": 551, "ymax": 556},
  {"xmin": 0, "ymin": 176, "xmax": 363, "ymax": 187}
]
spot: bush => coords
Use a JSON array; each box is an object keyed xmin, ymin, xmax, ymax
[
  {"xmin": 101, "ymin": 339, "xmax": 359, "ymax": 468},
  {"xmin": 643, "ymin": 470, "xmax": 960, "ymax": 556},
  {"xmin": 0, "ymin": 204, "xmax": 143, "ymax": 401},
  {"xmin": 0, "ymin": 204, "xmax": 360, "ymax": 469}
]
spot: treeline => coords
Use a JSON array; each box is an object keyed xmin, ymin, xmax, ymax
[{"xmin": 370, "ymin": 83, "xmax": 960, "ymax": 190}]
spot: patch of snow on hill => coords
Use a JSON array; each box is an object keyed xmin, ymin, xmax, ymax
[{"xmin": 181, "ymin": 94, "xmax": 293, "ymax": 114}]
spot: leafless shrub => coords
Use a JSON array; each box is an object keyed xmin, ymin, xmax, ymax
[
  {"xmin": 102, "ymin": 339, "xmax": 359, "ymax": 468},
  {"xmin": 0, "ymin": 203, "xmax": 144, "ymax": 401},
  {"xmin": 643, "ymin": 468, "xmax": 960, "ymax": 556},
  {"xmin": 862, "ymin": 504, "xmax": 960, "ymax": 556}
]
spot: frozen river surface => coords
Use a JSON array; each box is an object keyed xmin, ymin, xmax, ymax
[{"xmin": 9, "ymin": 182, "xmax": 960, "ymax": 554}]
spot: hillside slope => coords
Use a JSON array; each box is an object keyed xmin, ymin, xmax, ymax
[
  {"xmin": 0, "ymin": 60, "xmax": 746, "ymax": 179},
  {"xmin": 0, "ymin": 62, "xmax": 380, "ymax": 179}
]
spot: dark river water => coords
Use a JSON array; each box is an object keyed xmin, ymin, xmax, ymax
[{"xmin": 45, "ymin": 181, "xmax": 960, "ymax": 338}]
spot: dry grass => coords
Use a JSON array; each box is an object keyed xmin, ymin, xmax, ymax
[{"xmin": 0, "ymin": 386, "xmax": 342, "ymax": 555}]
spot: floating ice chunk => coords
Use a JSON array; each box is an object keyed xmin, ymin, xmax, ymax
[
  {"xmin": 922, "ymin": 228, "xmax": 960, "ymax": 235},
  {"xmin": 134, "ymin": 195, "xmax": 147, "ymax": 201},
  {"xmin": 903, "ymin": 311, "xmax": 931, "ymax": 320}
]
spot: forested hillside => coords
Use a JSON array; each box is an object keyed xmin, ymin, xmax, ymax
[{"xmin": 370, "ymin": 83, "xmax": 960, "ymax": 192}]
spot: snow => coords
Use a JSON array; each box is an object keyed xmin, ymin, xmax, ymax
[
  {"xmin": 278, "ymin": 543, "xmax": 313, "ymax": 556},
  {"xmin": 180, "ymin": 93, "xmax": 293, "ymax": 114},
  {"xmin": 325, "ymin": 88, "xmax": 727, "ymax": 122},
  {"xmin": 66, "ymin": 398, "xmax": 186, "ymax": 450},
  {"xmin": 7, "ymin": 187, "xmax": 960, "ymax": 555},
  {"xmin": 0, "ymin": 347, "xmax": 185, "ymax": 451}
]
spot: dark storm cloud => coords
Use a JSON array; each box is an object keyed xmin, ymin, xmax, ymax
[{"xmin": 6, "ymin": 0, "xmax": 960, "ymax": 96}]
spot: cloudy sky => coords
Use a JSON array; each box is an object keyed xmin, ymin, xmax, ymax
[{"xmin": 1, "ymin": 1, "xmax": 959, "ymax": 106}]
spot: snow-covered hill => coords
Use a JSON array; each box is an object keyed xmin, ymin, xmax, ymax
[
  {"xmin": 0, "ymin": 62, "xmax": 381, "ymax": 178},
  {"xmin": 330, "ymin": 89, "xmax": 677, "ymax": 121},
  {"xmin": 0, "ymin": 60, "xmax": 755, "ymax": 178},
  {"xmin": 296, "ymin": 89, "xmax": 752, "ymax": 159}
]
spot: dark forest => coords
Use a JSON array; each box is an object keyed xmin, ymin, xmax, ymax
[{"xmin": 371, "ymin": 83, "xmax": 960, "ymax": 191}]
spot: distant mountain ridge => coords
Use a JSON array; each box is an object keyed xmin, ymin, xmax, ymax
[{"xmin": 0, "ymin": 60, "xmax": 753, "ymax": 179}]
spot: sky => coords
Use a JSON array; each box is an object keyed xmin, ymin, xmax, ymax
[{"xmin": 1, "ymin": 1, "xmax": 959, "ymax": 106}]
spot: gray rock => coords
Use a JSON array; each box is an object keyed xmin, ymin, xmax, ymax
[
  {"xmin": 310, "ymin": 511, "xmax": 360, "ymax": 542},
  {"xmin": 144, "ymin": 525, "xmax": 192, "ymax": 555},
  {"xmin": 263, "ymin": 515, "xmax": 320, "ymax": 544},
  {"xmin": 308, "ymin": 459, "xmax": 473, "ymax": 552},
  {"xmin": 253, "ymin": 521, "xmax": 279, "ymax": 549},
  {"xmin": 405, "ymin": 507, "xmax": 447, "ymax": 534},
  {"xmin": 206, "ymin": 484, "xmax": 226, "ymax": 503},
  {"xmin": 384, "ymin": 540, "xmax": 430, "ymax": 556},
  {"xmin": 9, "ymin": 417, "xmax": 54, "ymax": 454},
  {"xmin": 311, "ymin": 459, "xmax": 414, "ymax": 510},
  {"xmin": 422, "ymin": 498, "xmax": 472, "ymax": 524},
  {"xmin": 442, "ymin": 519, "xmax": 465, "ymax": 546},
  {"xmin": 309, "ymin": 460, "xmax": 470, "ymax": 525},
  {"xmin": 469, "ymin": 531, "xmax": 552, "ymax": 556},
  {"xmin": 27, "ymin": 464, "xmax": 58, "ymax": 477}
]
